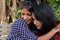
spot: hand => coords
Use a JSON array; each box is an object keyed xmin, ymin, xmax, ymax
[{"xmin": 54, "ymin": 23, "xmax": 60, "ymax": 32}]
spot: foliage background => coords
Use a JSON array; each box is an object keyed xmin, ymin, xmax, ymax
[
  {"xmin": 48, "ymin": 0, "xmax": 60, "ymax": 21},
  {"xmin": 0, "ymin": 0, "xmax": 60, "ymax": 24}
]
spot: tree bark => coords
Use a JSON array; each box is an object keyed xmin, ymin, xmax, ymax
[{"xmin": 0, "ymin": 0, "xmax": 6, "ymax": 24}]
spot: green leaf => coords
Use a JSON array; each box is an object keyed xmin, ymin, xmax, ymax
[
  {"xmin": 55, "ymin": 6, "xmax": 60, "ymax": 21},
  {"xmin": 13, "ymin": 9, "xmax": 22, "ymax": 19},
  {"xmin": 17, "ymin": 9, "xmax": 21, "ymax": 14},
  {"xmin": 49, "ymin": 0, "xmax": 60, "ymax": 21}
]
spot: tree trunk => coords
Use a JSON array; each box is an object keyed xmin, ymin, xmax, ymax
[
  {"xmin": 10, "ymin": 0, "xmax": 17, "ymax": 22},
  {"xmin": 0, "ymin": 0, "xmax": 2, "ymax": 23},
  {"xmin": 0, "ymin": 0, "xmax": 6, "ymax": 24}
]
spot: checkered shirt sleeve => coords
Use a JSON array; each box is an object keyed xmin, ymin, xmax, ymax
[{"xmin": 6, "ymin": 19, "xmax": 37, "ymax": 40}]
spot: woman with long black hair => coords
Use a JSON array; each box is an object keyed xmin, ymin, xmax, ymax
[{"xmin": 32, "ymin": 2, "xmax": 60, "ymax": 40}]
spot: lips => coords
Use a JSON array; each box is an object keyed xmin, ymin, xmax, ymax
[{"xmin": 35, "ymin": 24, "xmax": 41, "ymax": 29}]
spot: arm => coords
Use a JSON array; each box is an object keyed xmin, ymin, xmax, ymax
[
  {"xmin": 6, "ymin": 19, "xmax": 37, "ymax": 40},
  {"xmin": 38, "ymin": 23, "xmax": 60, "ymax": 40},
  {"xmin": 6, "ymin": 19, "xmax": 21, "ymax": 40}
]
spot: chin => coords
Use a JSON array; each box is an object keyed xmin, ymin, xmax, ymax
[{"xmin": 37, "ymin": 27, "xmax": 41, "ymax": 29}]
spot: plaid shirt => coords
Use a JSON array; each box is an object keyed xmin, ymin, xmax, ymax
[{"xmin": 6, "ymin": 19, "xmax": 37, "ymax": 40}]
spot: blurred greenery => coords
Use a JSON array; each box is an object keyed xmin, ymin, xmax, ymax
[
  {"xmin": 48, "ymin": 0, "xmax": 60, "ymax": 21},
  {"xmin": 10, "ymin": 6, "xmax": 21, "ymax": 19},
  {"xmin": 6, "ymin": 0, "xmax": 10, "ymax": 5},
  {"xmin": 13, "ymin": 8, "xmax": 21, "ymax": 19}
]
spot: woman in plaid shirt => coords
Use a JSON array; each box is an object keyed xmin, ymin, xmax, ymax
[
  {"xmin": 7, "ymin": 1, "xmax": 38, "ymax": 40},
  {"xmin": 7, "ymin": 19, "xmax": 37, "ymax": 40}
]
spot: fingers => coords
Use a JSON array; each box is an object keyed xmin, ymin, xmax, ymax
[
  {"xmin": 57, "ymin": 23, "xmax": 60, "ymax": 28},
  {"xmin": 54, "ymin": 23, "xmax": 60, "ymax": 32}
]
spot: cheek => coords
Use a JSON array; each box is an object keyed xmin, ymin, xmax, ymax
[
  {"xmin": 34, "ymin": 20, "xmax": 42, "ymax": 28},
  {"xmin": 37, "ymin": 21, "xmax": 42, "ymax": 26},
  {"xmin": 36, "ymin": 22, "xmax": 42, "ymax": 29},
  {"xmin": 21, "ymin": 15, "xmax": 27, "ymax": 19},
  {"xmin": 27, "ymin": 16, "xmax": 32, "ymax": 24},
  {"xmin": 28, "ymin": 16, "xmax": 32, "ymax": 23},
  {"xmin": 28, "ymin": 16, "xmax": 32, "ymax": 20}
]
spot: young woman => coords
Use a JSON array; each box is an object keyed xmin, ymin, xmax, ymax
[
  {"xmin": 20, "ymin": 1, "xmax": 38, "ymax": 35},
  {"xmin": 38, "ymin": 3, "xmax": 60, "ymax": 40},
  {"xmin": 6, "ymin": 1, "xmax": 38, "ymax": 40},
  {"xmin": 32, "ymin": 3, "xmax": 60, "ymax": 40}
]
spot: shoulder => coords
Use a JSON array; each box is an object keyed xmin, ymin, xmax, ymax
[
  {"xmin": 11, "ymin": 18, "xmax": 28, "ymax": 30},
  {"xmin": 14, "ymin": 18, "xmax": 26, "ymax": 24},
  {"xmin": 12, "ymin": 18, "xmax": 27, "ymax": 27}
]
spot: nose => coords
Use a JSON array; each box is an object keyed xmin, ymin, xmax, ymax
[{"xmin": 23, "ymin": 15, "xmax": 27, "ymax": 20}]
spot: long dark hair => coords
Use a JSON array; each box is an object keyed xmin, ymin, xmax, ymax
[
  {"xmin": 33, "ymin": 3, "xmax": 56, "ymax": 35},
  {"xmin": 21, "ymin": 1, "xmax": 34, "ymax": 13}
]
